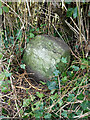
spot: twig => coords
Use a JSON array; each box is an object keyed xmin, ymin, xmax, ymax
[
  {"xmin": 24, "ymin": 76, "xmax": 42, "ymax": 91},
  {"xmin": 1, "ymin": 0, "xmax": 24, "ymax": 26},
  {"xmin": 26, "ymin": 0, "xmax": 31, "ymax": 16},
  {"xmin": 73, "ymin": 111, "xmax": 90, "ymax": 118},
  {"xmin": 10, "ymin": 76, "xmax": 21, "ymax": 117},
  {"xmin": 69, "ymin": 47, "xmax": 81, "ymax": 61}
]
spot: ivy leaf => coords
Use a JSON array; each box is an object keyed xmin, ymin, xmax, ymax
[
  {"xmin": 53, "ymin": 69, "xmax": 60, "ymax": 76},
  {"xmin": 73, "ymin": 7, "xmax": 78, "ymax": 18},
  {"xmin": 88, "ymin": 11, "xmax": 90, "ymax": 17},
  {"xmin": 72, "ymin": 65, "xmax": 79, "ymax": 71},
  {"xmin": 61, "ymin": 57, "xmax": 67, "ymax": 63},
  {"xmin": 34, "ymin": 101, "xmax": 41, "ymax": 108},
  {"xmin": 66, "ymin": 8, "xmax": 74, "ymax": 17},
  {"xmin": 0, "ymin": 116, "xmax": 5, "ymax": 118},
  {"xmin": 3, "ymin": 6, "xmax": 9, "ymax": 13},
  {"xmin": 80, "ymin": 100, "xmax": 89, "ymax": 111},
  {"xmin": 67, "ymin": 94, "xmax": 75, "ymax": 102},
  {"xmin": 30, "ymin": 28, "xmax": 35, "ymax": 32},
  {"xmin": 0, "ymin": 81, "xmax": 10, "ymax": 87},
  {"xmin": 58, "ymin": 100, "xmax": 63, "ymax": 107},
  {"xmin": 5, "ymin": 72, "xmax": 12, "ymax": 77},
  {"xmin": 1, "ymin": 87, "xmax": 9, "ymax": 93},
  {"xmin": 77, "ymin": 93, "xmax": 84, "ymax": 100},
  {"xmin": 50, "ymin": 93, "xmax": 58, "ymax": 100},
  {"xmin": 20, "ymin": 64, "xmax": 26, "ymax": 69},
  {"xmin": 65, "ymin": 0, "xmax": 72, "ymax": 4},
  {"xmin": 81, "ymin": 0, "xmax": 86, "ymax": 3},
  {"xmin": 23, "ymin": 98, "xmax": 31, "ymax": 107},
  {"xmin": 34, "ymin": 111, "xmax": 43, "ymax": 118},
  {"xmin": 61, "ymin": 110, "xmax": 68, "ymax": 118},
  {"xmin": 36, "ymin": 92, "xmax": 44, "ymax": 98},
  {"xmin": 0, "ymin": 7, "xmax": 2, "ymax": 15},
  {"xmin": 44, "ymin": 113, "xmax": 51, "ymax": 119},
  {"xmin": 76, "ymin": 110, "xmax": 82, "ymax": 116},
  {"xmin": 81, "ymin": 64, "xmax": 86, "ymax": 70},
  {"xmin": 36, "ymin": 28, "xmax": 39, "ymax": 32},
  {"xmin": 26, "ymin": 38, "xmax": 29, "ymax": 43},
  {"xmin": 0, "ymin": 52, "xmax": 3, "ymax": 59},
  {"xmin": 29, "ymin": 33, "xmax": 34, "ymax": 38},
  {"xmin": 47, "ymin": 81, "xmax": 56, "ymax": 90},
  {"xmin": 62, "ymin": 76, "xmax": 68, "ymax": 83},
  {"xmin": 81, "ymin": 59, "xmax": 88, "ymax": 70}
]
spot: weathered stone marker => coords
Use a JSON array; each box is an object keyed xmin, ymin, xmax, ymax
[{"xmin": 23, "ymin": 35, "xmax": 70, "ymax": 81}]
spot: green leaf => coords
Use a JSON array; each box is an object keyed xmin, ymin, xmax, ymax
[
  {"xmin": 36, "ymin": 92, "xmax": 44, "ymax": 98},
  {"xmin": 0, "ymin": 80, "xmax": 10, "ymax": 87},
  {"xmin": 76, "ymin": 110, "xmax": 82, "ymax": 116},
  {"xmin": 80, "ymin": 100, "xmax": 89, "ymax": 111},
  {"xmin": 34, "ymin": 111, "xmax": 43, "ymax": 118},
  {"xmin": 66, "ymin": 8, "xmax": 74, "ymax": 17},
  {"xmin": 20, "ymin": 48, "xmax": 24, "ymax": 53},
  {"xmin": 47, "ymin": 81, "xmax": 56, "ymax": 90},
  {"xmin": 65, "ymin": 0, "xmax": 72, "ymax": 4},
  {"xmin": 72, "ymin": 65, "xmax": 79, "ymax": 71},
  {"xmin": 81, "ymin": 59, "xmax": 88, "ymax": 70},
  {"xmin": 29, "ymin": 33, "xmax": 34, "ymax": 38},
  {"xmin": 23, "ymin": 98, "xmax": 31, "ymax": 107},
  {"xmin": 0, "ymin": 7, "xmax": 2, "ymax": 15},
  {"xmin": 0, "ymin": 1, "xmax": 2, "ymax": 7},
  {"xmin": 40, "ymin": 81, "xmax": 46, "ymax": 85},
  {"xmin": 34, "ymin": 101, "xmax": 41, "ymax": 108},
  {"xmin": 36, "ymin": 28, "xmax": 39, "ymax": 32},
  {"xmin": 44, "ymin": 113, "xmax": 51, "ymax": 119},
  {"xmin": 20, "ymin": 64, "xmax": 26, "ymax": 69},
  {"xmin": 0, "ymin": 52, "xmax": 3, "ymax": 59},
  {"xmin": 88, "ymin": 11, "xmax": 90, "ymax": 16},
  {"xmin": 73, "ymin": 7, "xmax": 78, "ymax": 18},
  {"xmin": 0, "ymin": 116, "xmax": 5, "ymax": 118},
  {"xmin": 62, "ymin": 76, "xmax": 68, "ymax": 83},
  {"xmin": 53, "ymin": 69, "xmax": 60, "ymax": 76},
  {"xmin": 5, "ymin": 72, "xmax": 12, "ymax": 77},
  {"xmin": 26, "ymin": 38, "xmax": 29, "ymax": 43},
  {"xmin": 1, "ymin": 87, "xmax": 9, "ymax": 93},
  {"xmin": 77, "ymin": 93, "xmax": 84, "ymax": 100},
  {"xmin": 67, "ymin": 94, "xmax": 75, "ymax": 102},
  {"xmin": 30, "ymin": 28, "xmax": 35, "ymax": 32},
  {"xmin": 50, "ymin": 93, "xmax": 58, "ymax": 100},
  {"xmin": 75, "ymin": 45, "xmax": 79, "ymax": 49},
  {"xmin": 61, "ymin": 57, "xmax": 67, "ymax": 63},
  {"xmin": 81, "ymin": 65, "xmax": 86, "ymax": 70},
  {"xmin": 3, "ymin": 6, "xmax": 9, "ymax": 13},
  {"xmin": 0, "ymin": 73, "xmax": 5, "ymax": 80},
  {"xmin": 61, "ymin": 110, "xmax": 68, "ymax": 118},
  {"xmin": 81, "ymin": 0, "xmax": 86, "ymax": 3},
  {"xmin": 58, "ymin": 100, "xmax": 63, "ymax": 107},
  {"xmin": 50, "ymin": 89, "xmax": 55, "ymax": 94}
]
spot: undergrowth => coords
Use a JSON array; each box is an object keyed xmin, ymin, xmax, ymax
[{"xmin": 0, "ymin": 1, "xmax": 90, "ymax": 120}]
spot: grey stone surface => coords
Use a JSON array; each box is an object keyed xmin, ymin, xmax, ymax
[{"xmin": 23, "ymin": 35, "xmax": 70, "ymax": 81}]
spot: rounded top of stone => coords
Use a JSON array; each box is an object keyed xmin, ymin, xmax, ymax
[{"xmin": 35, "ymin": 35, "xmax": 70, "ymax": 51}]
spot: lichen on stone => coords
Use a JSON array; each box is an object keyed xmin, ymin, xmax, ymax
[{"xmin": 23, "ymin": 35, "xmax": 70, "ymax": 81}]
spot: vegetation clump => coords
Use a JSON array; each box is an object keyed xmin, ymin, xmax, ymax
[{"xmin": 0, "ymin": 1, "xmax": 90, "ymax": 119}]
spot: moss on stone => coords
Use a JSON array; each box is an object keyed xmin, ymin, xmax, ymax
[{"xmin": 23, "ymin": 35, "xmax": 70, "ymax": 81}]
